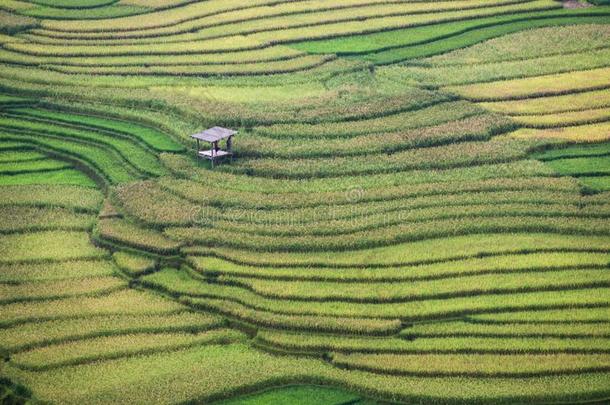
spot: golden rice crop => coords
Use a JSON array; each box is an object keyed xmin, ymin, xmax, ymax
[
  {"xmin": 446, "ymin": 66, "xmax": 610, "ymax": 101},
  {"xmin": 96, "ymin": 218, "xmax": 182, "ymax": 254},
  {"xmin": 330, "ymin": 352, "xmax": 610, "ymax": 376}
]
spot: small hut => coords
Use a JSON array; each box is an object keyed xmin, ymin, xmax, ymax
[{"xmin": 191, "ymin": 126, "xmax": 237, "ymax": 168}]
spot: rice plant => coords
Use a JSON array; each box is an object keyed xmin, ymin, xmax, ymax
[{"xmin": 1, "ymin": 2, "xmax": 610, "ymax": 403}]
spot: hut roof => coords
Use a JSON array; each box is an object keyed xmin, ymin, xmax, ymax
[{"xmin": 191, "ymin": 127, "xmax": 237, "ymax": 143}]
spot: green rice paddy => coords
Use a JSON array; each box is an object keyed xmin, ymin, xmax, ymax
[{"xmin": 0, "ymin": 1, "xmax": 609, "ymax": 404}]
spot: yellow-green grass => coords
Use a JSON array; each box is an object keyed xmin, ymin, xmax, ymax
[
  {"xmin": 0, "ymin": 141, "xmax": 100, "ymax": 191},
  {"xmin": 0, "ymin": 56, "xmax": 357, "ymax": 91},
  {"xmin": 388, "ymin": 24, "xmax": 610, "ymax": 85},
  {"xmin": 0, "ymin": 154, "xmax": 89, "ymax": 193},
  {"xmin": 155, "ymin": 0, "xmax": 542, "ymax": 41},
  {"xmin": 0, "ymin": 131, "xmax": 141, "ymax": 184},
  {"xmin": 0, "ymin": 184, "xmax": 102, "ymax": 211},
  {"xmin": 162, "ymin": 154, "xmax": 557, "ymax": 195},
  {"xmin": 1, "ymin": 3, "xmax": 610, "ymax": 402},
  {"xmin": 245, "ymin": 1, "xmax": 562, "ymax": 44},
  {"xmin": 181, "ymin": 0, "xmax": 552, "ymax": 41},
  {"xmin": 531, "ymin": 142, "xmax": 610, "ymax": 161},
  {"xmin": 118, "ymin": 0, "xmax": 195, "ymax": 8},
  {"xmin": 19, "ymin": 4, "xmax": 150, "ymax": 19},
  {"xmin": 215, "ymin": 385, "xmax": 362, "ymax": 405},
  {"xmin": 471, "ymin": 307, "xmax": 610, "ymax": 323},
  {"xmin": 46, "ymin": 54, "xmax": 336, "ymax": 77},
  {"xmin": 229, "ymin": 268, "xmax": 610, "ymax": 303},
  {"xmin": 180, "ymin": 265, "xmax": 610, "ymax": 308},
  {"xmin": 157, "ymin": 175, "xmax": 582, "ymax": 215},
  {"xmin": 0, "ymin": 277, "xmax": 126, "ymax": 304},
  {"xmin": 289, "ymin": 9, "xmax": 610, "ymax": 58},
  {"xmin": 510, "ymin": 122, "xmax": 610, "ymax": 142},
  {"xmin": 128, "ymin": 187, "xmax": 592, "ymax": 229},
  {"xmin": 0, "ymin": 259, "xmax": 116, "ymax": 283},
  {"xmin": 154, "ymin": 175, "xmax": 577, "ymax": 210},
  {"xmin": 254, "ymin": 101, "xmax": 482, "ymax": 139},
  {"xmin": 0, "ymin": 92, "xmax": 32, "ymax": 104},
  {"xmin": 0, "ymin": 231, "xmax": 107, "ymax": 263},
  {"xmin": 113, "ymin": 251, "xmax": 155, "ymax": 276},
  {"xmin": 580, "ymin": 176, "xmax": 610, "ymax": 192},
  {"xmin": 0, "ymin": 33, "xmax": 24, "ymax": 45},
  {"xmin": 191, "ymin": 252, "xmax": 610, "ymax": 282},
  {"xmin": 330, "ymin": 352, "xmax": 610, "ymax": 377},
  {"xmin": 0, "ymin": 149, "xmax": 45, "ymax": 162},
  {"xmin": 97, "ymin": 218, "xmax": 182, "ymax": 254},
  {"xmin": 36, "ymin": 0, "xmax": 555, "ymax": 35},
  {"xmin": 4, "ymin": 35, "xmax": 265, "ymax": 57},
  {"xmin": 0, "ymin": 9, "xmax": 37, "ymax": 34},
  {"xmin": 258, "ymin": 330, "xmax": 610, "ymax": 354},
  {"xmin": 0, "ymin": 311, "xmax": 225, "ymax": 353},
  {"xmin": 481, "ymin": 88, "xmax": 610, "ymax": 115},
  {"xmin": 255, "ymin": 331, "xmax": 429, "ymax": 354},
  {"xmin": 26, "ymin": 2, "xmax": 576, "ymax": 62},
  {"xmin": 395, "ymin": 47, "xmax": 610, "ymax": 88},
  {"xmin": 24, "ymin": 0, "xmax": 118, "ymax": 9},
  {"xmin": 11, "ymin": 107, "xmax": 184, "ymax": 152},
  {"xmin": 543, "ymin": 156, "xmax": 610, "ymax": 177},
  {"xmin": 119, "ymin": 178, "xmax": 584, "ymax": 227},
  {"xmin": 151, "ymin": 79, "xmax": 445, "ymax": 125},
  {"xmin": 4, "ymin": 343, "xmax": 610, "ymax": 404},
  {"xmin": 2, "ymin": 77, "xmax": 362, "ymax": 131},
  {"xmin": 0, "ymin": 259, "xmax": 115, "ymax": 284},
  {"xmin": 11, "ymin": 329, "xmax": 246, "ymax": 371},
  {"xmin": 239, "ymin": 114, "xmax": 514, "ymax": 159},
  {"xmin": 402, "ymin": 321, "xmax": 610, "ymax": 338},
  {"xmin": 374, "ymin": 337, "xmax": 610, "ymax": 354},
  {"xmin": 160, "ymin": 158, "xmax": 556, "ymax": 197},
  {"xmin": 184, "ymin": 296, "xmax": 402, "ymax": 335},
  {"xmin": 176, "ymin": 189, "xmax": 590, "ymax": 227},
  {"xmin": 512, "ymin": 107, "xmax": 610, "ymax": 128},
  {"xmin": 445, "ymin": 67, "xmax": 610, "ymax": 101},
  {"xmin": 197, "ymin": 233, "xmax": 610, "ymax": 268},
  {"xmin": 422, "ymin": 24, "xmax": 610, "ymax": 66},
  {"xmin": 77, "ymin": 81, "xmax": 445, "ymax": 126},
  {"xmin": 0, "ymin": 56, "xmax": 358, "ymax": 109},
  {"xmin": 0, "ymin": 289, "xmax": 184, "ymax": 327},
  {"xmin": 149, "ymin": 82, "xmax": 328, "ymax": 106},
  {"xmin": 114, "ymin": 180, "xmax": 195, "ymax": 226},
  {"xmin": 0, "ymin": 167, "xmax": 97, "ymax": 187},
  {"xmin": 0, "ymin": 206, "xmax": 94, "ymax": 233},
  {"xmin": 0, "ymin": 158, "xmax": 69, "ymax": 174},
  {"xmin": 37, "ymin": 0, "xmax": 324, "ymax": 32},
  {"xmin": 587, "ymin": 190, "xmax": 610, "ymax": 203},
  {"xmin": 0, "ymin": 141, "xmax": 33, "ymax": 152},
  {"xmin": 200, "ymin": 203, "xmax": 610, "ymax": 238},
  {"xmin": 166, "ymin": 215, "xmax": 610, "ymax": 252},
  {"xmin": 0, "ymin": 45, "xmax": 305, "ymax": 66},
  {"xmin": 227, "ymin": 139, "xmax": 528, "ymax": 178},
  {"xmin": 0, "ymin": 142, "xmax": 37, "ymax": 153},
  {"xmin": 144, "ymin": 269, "xmax": 610, "ymax": 321},
  {"xmin": 0, "ymin": 116, "xmax": 166, "ymax": 177}
]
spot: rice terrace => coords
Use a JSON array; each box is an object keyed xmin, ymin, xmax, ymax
[{"xmin": 1, "ymin": 0, "xmax": 610, "ymax": 403}]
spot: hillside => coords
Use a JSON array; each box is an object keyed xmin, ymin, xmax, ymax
[{"xmin": 0, "ymin": 0, "xmax": 609, "ymax": 403}]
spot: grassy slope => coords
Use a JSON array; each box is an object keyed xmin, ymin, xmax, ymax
[
  {"xmin": 290, "ymin": 9, "xmax": 610, "ymax": 62},
  {"xmin": 1, "ymin": 2, "xmax": 610, "ymax": 404}
]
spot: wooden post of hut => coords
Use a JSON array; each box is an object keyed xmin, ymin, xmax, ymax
[{"xmin": 191, "ymin": 127, "xmax": 237, "ymax": 168}]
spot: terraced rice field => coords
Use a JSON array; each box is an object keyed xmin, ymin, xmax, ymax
[{"xmin": 0, "ymin": 0, "xmax": 609, "ymax": 404}]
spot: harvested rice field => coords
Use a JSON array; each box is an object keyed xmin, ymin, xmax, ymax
[{"xmin": 0, "ymin": 0, "xmax": 609, "ymax": 404}]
